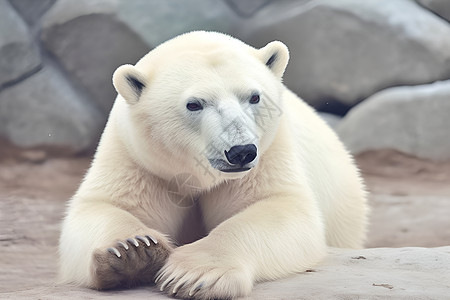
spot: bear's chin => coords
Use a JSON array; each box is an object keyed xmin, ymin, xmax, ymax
[{"xmin": 217, "ymin": 168, "xmax": 252, "ymax": 180}]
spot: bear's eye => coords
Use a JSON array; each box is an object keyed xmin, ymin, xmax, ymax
[
  {"xmin": 186, "ymin": 101, "xmax": 203, "ymax": 111},
  {"xmin": 249, "ymin": 94, "xmax": 260, "ymax": 104}
]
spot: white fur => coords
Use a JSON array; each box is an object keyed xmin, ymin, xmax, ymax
[{"xmin": 59, "ymin": 31, "xmax": 368, "ymax": 298}]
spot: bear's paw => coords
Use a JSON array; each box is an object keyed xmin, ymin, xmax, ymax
[
  {"xmin": 156, "ymin": 243, "xmax": 253, "ymax": 299},
  {"xmin": 91, "ymin": 235, "xmax": 171, "ymax": 290}
]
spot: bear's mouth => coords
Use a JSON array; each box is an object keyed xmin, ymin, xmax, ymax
[
  {"xmin": 208, "ymin": 159, "xmax": 254, "ymax": 174},
  {"xmin": 219, "ymin": 167, "xmax": 251, "ymax": 173}
]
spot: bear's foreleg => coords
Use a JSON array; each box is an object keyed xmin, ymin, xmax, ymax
[{"xmin": 156, "ymin": 194, "xmax": 327, "ymax": 299}]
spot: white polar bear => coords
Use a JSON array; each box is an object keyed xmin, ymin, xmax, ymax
[{"xmin": 59, "ymin": 31, "xmax": 368, "ymax": 299}]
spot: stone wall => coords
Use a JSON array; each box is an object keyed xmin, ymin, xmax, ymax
[{"xmin": 1, "ymin": 0, "xmax": 449, "ymax": 159}]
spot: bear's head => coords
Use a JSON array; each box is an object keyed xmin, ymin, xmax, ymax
[{"xmin": 112, "ymin": 31, "xmax": 289, "ymax": 189}]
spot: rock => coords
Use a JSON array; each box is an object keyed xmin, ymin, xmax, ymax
[
  {"xmin": 41, "ymin": 2, "xmax": 150, "ymax": 114},
  {"xmin": 417, "ymin": 0, "xmax": 450, "ymax": 23},
  {"xmin": 0, "ymin": 0, "xmax": 41, "ymax": 87},
  {"xmin": 40, "ymin": 0, "xmax": 240, "ymax": 113},
  {"xmin": 8, "ymin": 0, "xmax": 56, "ymax": 25},
  {"xmin": 224, "ymin": 0, "xmax": 272, "ymax": 17},
  {"xmin": 336, "ymin": 80, "xmax": 450, "ymax": 161},
  {"xmin": 240, "ymin": 0, "xmax": 450, "ymax": 111},
  {"xmin": 0, "ymin": 64, "xmax": 105, "ymax": 154},
  {"xmin": 115, "ymin": 0, "xmax": 240, "ymax": 48}
]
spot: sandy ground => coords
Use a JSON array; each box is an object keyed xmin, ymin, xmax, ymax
[
  {"xmin": 357, "ymin": 150, "xmax": 450, "ymax": 247},
  {"xmin": 0, "ymin": 148, "xmax": 449, "ymax": 297}
]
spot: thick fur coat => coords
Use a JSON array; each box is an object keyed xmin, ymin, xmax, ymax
[{"xmin": 59, "ymin": 31, "xmax": 368, "ymax": 299}]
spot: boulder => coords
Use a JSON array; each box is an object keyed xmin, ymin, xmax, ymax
[
  {"xmin": 0, "ymin": 64, "xmax": 105, "ymax": 154},
  {"xmin": 40, "ymin": 0, "xmax": 240, "ymax": 113},
  {"xmin": 40, "ymin": 1, "xmax": 150, "ymax": 114},
  {"xmin": 239, "ymin": 0, "xmax": 450, "ymax": 111},
  {"xmin": 336, "ymin": 80, "xmax": 450, "ymax": 161},
  {"xmin": 224, "ymin": 0, "xmax": 272, "ymax": 17},
  {"xmin": 115, "ymin": 0, "xmax": 240, "ymax": 47},
  {"xmin": 8, "ymin": 0, "xmax": 56, "ymax": 25},
  {"xmin": 0, "ymin": 0, "xmax": 41, "ymax": 87},
  {"xmin": 417, "ymin": 0, "xmax": 450, "ymax": 23}
]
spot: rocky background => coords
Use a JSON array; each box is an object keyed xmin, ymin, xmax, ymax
[
  {"xmin": 1, "ymin": 0, "xmax": 450, "ymax": 299},
  {"xmin": 1, "ymin": 0, "xmax": 449, "ymax": 159}
]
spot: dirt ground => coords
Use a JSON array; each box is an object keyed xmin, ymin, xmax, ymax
[
  {"xmin": 357, "ymin": 150, "xmax": 450, "ymax": 247},
  {"xmin": 0, "ymin": 148, "xmax": 449, "ymax": 294}
]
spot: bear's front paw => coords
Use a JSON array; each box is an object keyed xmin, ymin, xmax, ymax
[
  {"xmin": 91, "ymin": 235, "xmax": 171, "ymax": 290},
  {"xmin": 155, "ymin": 243, "xmax": 253, "ymax": 299}
]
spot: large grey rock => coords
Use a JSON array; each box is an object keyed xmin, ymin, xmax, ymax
[
  {"xmin": 0, "ymin": 0, "xmax": 41, "ymax": 87},
  {"xmin": 337, "ymin": 80, "xmax": 450, "ymax": 161},
  {"xmin": 40, "ymin": 0, "xmax": 240, "ymax": 113},
  {"xmin": 8, "ymin": 0, "xmax": 56, "ymax": 25},
  {"xmin": 40, "ymin": 2, "xmax": 149, "ymax": 113},
  {"xmin": 225, "ymin": 0, "xmax": 272, "ymax": 17},
  {"xmin": 417, "ymin": 0, "xmax": 450, "ymax": 23},
  {"xmin": 240, "ymin": 0, "xmax": 450, "ymax": 110},
  {"xmin": 115, "ymin": 0, "xmax": 240, "ymax": 47},
  {"xmin": 0, "ymin": 64, "xmax": 105, "ymax": 154}
]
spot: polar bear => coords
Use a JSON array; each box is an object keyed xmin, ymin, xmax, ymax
[{"xmin": 59, "ymin": 31, "xmax": 368, "ymax": 299}]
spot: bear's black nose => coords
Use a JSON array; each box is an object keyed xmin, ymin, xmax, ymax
[{"xmin": 224, "ymin": 144, "xmax": 257, "ymax": 167}]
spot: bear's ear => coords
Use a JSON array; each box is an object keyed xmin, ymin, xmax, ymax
[
  {"xmin": 112, "ymin": 64, "xmax": 147, "ymax": 104},
  {"xmin": 258, "ymin": 41, "xmax": 290, "ymax": 78}
]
